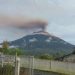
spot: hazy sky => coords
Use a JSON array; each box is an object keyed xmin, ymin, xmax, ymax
[{"xmin": 0, "ymin": 0, "xmax": 75, "ymax": 45}]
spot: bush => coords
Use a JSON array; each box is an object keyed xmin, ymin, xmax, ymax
[
  {"xmin": 0, "ymin": 64, "xmax": 14, "ymax": 75},
  {"xmin": 39, "ymin": 54, "xmax": 54, "ymax": 60},
  {"xmin": 8, "ymin": 48, "xmax": 25, "ymax": 56}
]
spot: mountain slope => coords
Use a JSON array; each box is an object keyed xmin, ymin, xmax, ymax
[{"xmin": 10, "ymin": 31, "xmax": 74, "ymax": 56}]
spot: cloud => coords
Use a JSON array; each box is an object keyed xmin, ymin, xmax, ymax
[
  {"xmin": 0, "ymin": 0, "xmax": 75, "ymax": 44},
  {"xmin": 47, "ymin": 23, "xmax": 75, "ymax": 44}
]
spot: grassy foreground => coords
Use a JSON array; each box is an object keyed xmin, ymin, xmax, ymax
[{"xmin": 0, "ymin": 65, "xmax": 27, "ymax": 75}]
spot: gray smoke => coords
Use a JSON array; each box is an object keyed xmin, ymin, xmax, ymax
[{"xmin": 0, "ymin": 16, "xmax": 48, "ymax": 31}]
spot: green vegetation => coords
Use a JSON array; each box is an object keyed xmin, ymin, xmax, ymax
[
  {"xmin": 0, "ymin": 41, "xmax": 9, "ymax": 53},
  {"xmin": 2, "ymin": 41, "xmax": 9, "ymax": 50},
  {"xmin": 0, "ymin": 64, "xmax": 14, "ymax": 75},
  {"xmin": 0, "ymin": 41, "xmax": 24, "ymax": 56},
  {"xmin": 0, "ymin": 41, "xmax": 66, "ymax": 58},
  {"xmin": 38, "ymin": 54, "xmax": 55, "ymax": 60},
  {"xmin": 54, "ymin": 51, "xmax": 65, "ymax": 58},
  {"xmin": 0, "ymin": 65, "xmax": 29, "ymax": 75},
  {"xmin": 8, "ymin": 48, "xmax": 25, "ymax": 56},
  {"xmin": 0, "ymin": 41, "xmax": 9, "ymax": 54},
  {"xmin": 37, "ymin": 51, "xmax": 66, "ymax": 60}
]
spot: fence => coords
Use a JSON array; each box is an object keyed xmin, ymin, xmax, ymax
[
  {"xmin": 0, "ymin": 55, "xmax": 35, "ymax": 75},
  {"xmin": 0, "ymin": 55, "xmax": 75, "ymax": 75},
  {"xmin": 20, "ymin": 56, "xmax": 75, "ymax": 75},
  {"xmin": 0, "ymin": 54, "xmax": 20, "ymax": 75}
]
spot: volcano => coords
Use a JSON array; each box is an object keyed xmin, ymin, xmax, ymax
[{"xmin": 9, "ymin": 31, "xmax": 74, "ymax": 56}]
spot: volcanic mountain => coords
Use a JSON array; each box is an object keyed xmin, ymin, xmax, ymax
[{"xmin": 9, "ymin": 31, "xmax": 74, "ymax": 56}]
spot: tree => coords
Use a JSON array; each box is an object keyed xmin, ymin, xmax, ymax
[
  {"xmin": 2, "ymin": 41, "xmax": 9, "ymax": 50},
  {"xmin": 8, "ymin": 48, "xmax": 24, "ymax": 56},
  {"xmin": 54, "ymin": 51, "xmax": 65, "ymax": 58},
  {"xmin": 2, "ymin": 41, "xmax": 9, "ymax": 54},
  {"xmin": 0, "ymin": 48, "xmax": 3, "ymax": 53}
]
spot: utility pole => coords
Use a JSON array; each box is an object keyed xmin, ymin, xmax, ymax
[
  {"xmin": 15, "ymin": 52, "xmax": 20, "ymax": 75},
  {"xmin": 29, "ymin": 56, "xmax": 34, "ymax": 75}
]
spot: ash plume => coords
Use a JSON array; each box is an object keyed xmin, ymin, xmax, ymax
[
  {"xmin": 0, "ymin": 16, "xmax": 48, "ymax": 31},
  {"xmin": 17, "ymin": 20, "xmax": 48, "ymax": 31}
]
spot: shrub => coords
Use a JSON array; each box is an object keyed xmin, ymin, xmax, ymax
[{"xmin": 39, "ymin": 54, "xmax": 54, "ymax": 60}]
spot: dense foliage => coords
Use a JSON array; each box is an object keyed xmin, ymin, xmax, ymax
[
  {"xmin": 0, "ymin": 64, "xmax": 14, "ymax": 75},
  {"xmin": 0, "ymin": 41, "xmax": 24, "ymax": 56},
  {"xmin": 0, "ymin": 65, "xmax": 29, "ymax": 75}
]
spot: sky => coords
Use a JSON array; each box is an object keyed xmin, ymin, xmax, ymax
[{"xmin": 0, "ymin": 0, "xmax": 75, "ymax": 45}]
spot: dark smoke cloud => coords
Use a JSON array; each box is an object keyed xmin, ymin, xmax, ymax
[
  {"xmin": 17, "ymin": 20, "xmax": 48, "ymax": 31},
  {"xmin": 0, "ymin": 16, "xmax": 48, "ymax": 31}
]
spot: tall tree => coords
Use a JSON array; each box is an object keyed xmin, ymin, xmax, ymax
[
  {"xmin": 2, "ymin": 41, "xmax": 9, "ymax": 54},
  {"xmin": 2, "ymin": 41, "xmax": 9, "ymax": 50}
]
